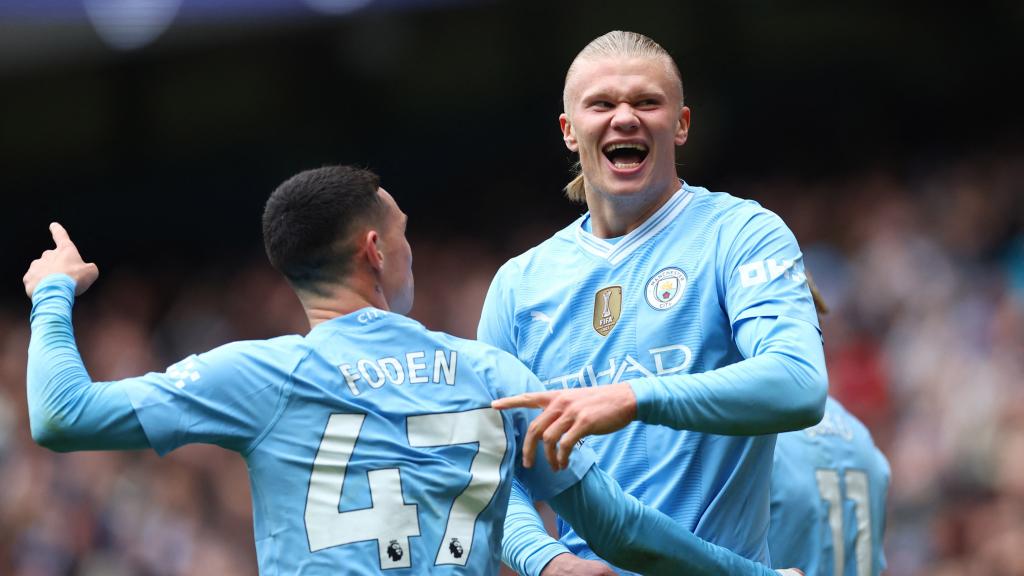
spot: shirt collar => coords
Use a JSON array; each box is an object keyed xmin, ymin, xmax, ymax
[{"xmin": 575, "ymin": 184, "xmax": 695, "ymax": 265}]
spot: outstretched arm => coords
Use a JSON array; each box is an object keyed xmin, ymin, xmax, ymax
[
  {"xmin": 549, "ymin": 466, "xmax": 782, "ymax": 575},
  {"xmin": 631, "ymin": 315, "xmax": 825, "ymax": 432},
  {"xmin": 495, "ymin": 314, "xmax": 826, "ymax": 470}
]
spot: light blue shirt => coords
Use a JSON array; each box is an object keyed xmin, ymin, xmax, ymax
[
  {"xmin": 28, "ymin": 273, "xmax": 784, "ymax": 576},
  {"xmin": 29, "ymin": 275, "xmax": 591, "ymax": 574},
  {"xmin": 480, "ymin": 184, "xmax": 827, "ymax": 573},
  {"xmin": 770, "ymin": 397, "xmax": 890, "ymax": 576}
]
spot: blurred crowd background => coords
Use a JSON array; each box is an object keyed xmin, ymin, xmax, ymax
[{"xmin": 1, "ymin": 1, "xmax": 1022, "ymax": 574}]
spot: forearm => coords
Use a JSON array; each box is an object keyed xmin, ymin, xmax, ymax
[
  {"xmin": 28, "ymin": 275, "xmax": 148, "ymax": 451},
  {"xmin": 631, "ymin": 316, "xmax": 827, "ymax": 434},
  {"xmin": 503, "ymin": 479, "xmax": 571, "ymax": 576},
  {"xmin": 550, "ymin": 467, "xmax": 777, "ymax": 575}
]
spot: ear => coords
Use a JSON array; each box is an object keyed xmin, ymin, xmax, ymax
[
  {"xmin": 559, "ymin": 113, "xmax": 578, "ymax": 152},
  {"xmin": 675, "ymin": 106, "xmax": 691, "ymax": 146},
  {"xmin": 362, "ymin": 229, "xmax": 385, "ymax": 272}
]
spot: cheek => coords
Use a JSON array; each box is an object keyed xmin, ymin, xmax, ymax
[{"xmin": 578, "ymin": 131, "xmax": 603, "ymax": 157}]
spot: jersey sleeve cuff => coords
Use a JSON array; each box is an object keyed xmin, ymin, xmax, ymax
[
  {"xmin": 526, "ymin": 547, "xmax": 574, "ymax": 576},
  {"xmin": 31, "ymin": 273, "xmax": 77, "ymax": 303},
  {"xmin": 629, "ymin": 378, "xmax": 664, "ymax": 425},
  {"xmin": 30, "ymin": 274, "xmax": 78, "ymax": 324}
]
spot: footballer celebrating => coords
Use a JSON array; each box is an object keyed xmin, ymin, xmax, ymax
[
  {"xmin": 25, "ymin": 166, "xmax": 795, "ymax": 575},
  {"xmin": 484, "ymin": 31, "xmax": 828, "ymax": 574}
]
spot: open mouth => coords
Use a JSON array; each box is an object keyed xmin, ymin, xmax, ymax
[{"xmin": 602, "ymin": 142, "xmax": 649, "ymax": 170}]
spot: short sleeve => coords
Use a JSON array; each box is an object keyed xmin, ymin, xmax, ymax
[
  {"xmin": 478, "ymin": 260, "xmax": 520, "ymax": 355},
  {"xmin": 118, "ymin": 339, "xmax": 293, "ymax": 456},
  {"xmin": 719, "ymin": 207, "xmax": 819, "ymax": 329},
  {"xmin": 490, "ymin": 350, "xmax": 595, "ymax": 501}
]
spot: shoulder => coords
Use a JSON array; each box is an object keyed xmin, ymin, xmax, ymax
[
  {"xmin": 196, "ymin": 334, "xmax": 311, "ymax": 372},
  {"xmin": 829, "ymin": 398, "xmax": 891, "ymax": 474},
  {"xmin": 674, "ymin": 184, "xmax": 791, "ymax": 250},
  {"xmin": 428, "ymin": 326, "xmax": 517, "ymax": 368},
  {"xmin": 423, "ymin": 326, "xmax": 539, "ymax": 395},
  {"xmin": 200, "ymin": 334, "xmax": 306, "ymax": 360},
  {"xmin": 685, "ymin": 186, "xmax": 802, "ymax": 268},
  {"xmin": 389, "ymin": 313, "xmax": 493, "ymax": 359},
  {"xmin": 687, "ymin": 185, "xmax": 788, "ymax": 233}
]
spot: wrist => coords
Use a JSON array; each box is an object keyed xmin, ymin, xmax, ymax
[
  {"xmin": 530, "ymin": 544, "xmax": 573, "ymax": 576},
  {"xmin": 540, "ymin": 553, "xmax": 574, "ymax": 576},
  {"xmin": 32, "ymin": 274, "xmax": 77, "ymax": 303}
]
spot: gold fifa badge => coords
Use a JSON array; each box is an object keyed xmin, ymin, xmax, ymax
[{"xmin": 592, "ymin": 286, "xmax": 622, "ymax": 336}]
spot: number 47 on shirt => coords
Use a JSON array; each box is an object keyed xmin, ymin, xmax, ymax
[{"xmin": 304, "ymin": 408, "xmax": 505, "ymax": 570}]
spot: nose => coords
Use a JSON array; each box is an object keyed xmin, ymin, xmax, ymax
[{"xmin": 610, "ymin": 103, "xmax": 639, "ymax": 131}]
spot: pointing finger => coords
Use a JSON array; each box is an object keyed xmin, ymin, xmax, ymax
[
  {"xmin": 492, "ymin": 392, "xmax": 554, "ymax": 411},
  {"xmin": 50, "ymin": 222, "xmax": 72, "ymax": 248}
]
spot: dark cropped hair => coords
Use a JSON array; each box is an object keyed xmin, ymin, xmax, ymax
[{"xmin": 262, "ymin": 165, "xmax": 383, "ymax": 293}]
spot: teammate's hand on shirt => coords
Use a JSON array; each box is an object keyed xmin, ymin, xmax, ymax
[
  {"xmin": 23, "ymin": 222, "xmax": 99, "ymax": 298},
  {"xmin": 541, "ymin": 553, "xmax": 617, "ymax": 576},
  {"xmin": 492, "ymin": 383, "xmax": 637, "ymax": 470}
]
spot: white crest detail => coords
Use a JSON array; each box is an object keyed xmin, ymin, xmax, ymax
[{"xmin": 167, "ymin": 356, "xmax": 201, "ymax": 389}]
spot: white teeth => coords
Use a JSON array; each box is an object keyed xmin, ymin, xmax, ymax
[
  {"xmin": 603, "ymin": 142, "xmax": 648, "ymax": 153},
  {"xmin": 613, "ymin": 161, "xmax": 641, "ymax": 169}
]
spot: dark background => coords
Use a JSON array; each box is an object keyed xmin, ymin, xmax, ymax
[{"xmin": 3, "ymin": 0, "xmax": 1021, "ymax": 303}]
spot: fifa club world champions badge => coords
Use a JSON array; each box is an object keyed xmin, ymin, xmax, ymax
[{"xmin": 593, "ymin": 285, "xmax": 623, "ymax": 336}]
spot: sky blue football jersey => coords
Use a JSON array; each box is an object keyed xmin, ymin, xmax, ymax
[
  {"xmin": 116, "ymin": 308, "xmax": 593, "ymax": 575},
  {"xmin": 479, "ymin": 183, "xmax": 820, "ymax": 567},
  {"xmin": 770, "ymin": 397, "xmax": 890, "ymax": 576}
]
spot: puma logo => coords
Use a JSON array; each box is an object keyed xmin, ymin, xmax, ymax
[{"xmin": 530, "ymin": 311, "xmax": 554, "ymax": 334}]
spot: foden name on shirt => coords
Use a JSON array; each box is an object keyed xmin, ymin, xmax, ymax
[{"xmin": 338, "ymin": 350, "xmax": 457, "ymax": 396}]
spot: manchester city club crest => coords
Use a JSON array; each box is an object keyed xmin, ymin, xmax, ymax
[
  {"xmin": 592, "ymin": 285, "xmax": 622, "ymax": 336},
  {"xmin": 645, "ymin": 267, "xmax": 687, "ymax": 310}
]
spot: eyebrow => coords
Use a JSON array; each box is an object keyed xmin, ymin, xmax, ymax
[{"xmin": 581, "ymin": 87, "xmax": 667, "ymax": 102}]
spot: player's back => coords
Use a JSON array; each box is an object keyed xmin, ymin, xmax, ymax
[
  {"xmin": 245, "ymin": 308, "xmax": 547, "ymax": 575},
  {"xmin": 769, "ymin": 397, "xmax": 890, "ymax": 576}
]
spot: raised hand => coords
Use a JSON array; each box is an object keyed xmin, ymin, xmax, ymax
[
  {"xmin": 23, "ymin": 222, "xmax": 100, "ymax": 298},
  {"xmin": 492, "ymin": 383, "xmax": 637, "ymax": 471}
]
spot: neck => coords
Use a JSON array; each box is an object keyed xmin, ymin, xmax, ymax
[
  {"xmin": 585, "ymin": 179, "xmax": 680, "ymax": 238},
  {"xmin": 299, "ymin": 278, "xmax": 389, "ymax": 329}
]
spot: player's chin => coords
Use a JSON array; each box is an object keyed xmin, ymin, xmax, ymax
[{"xmin": 600, "ymin": 172, "xmax": 653, "ymax": 198}]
